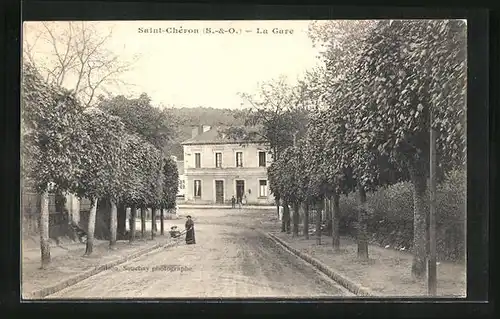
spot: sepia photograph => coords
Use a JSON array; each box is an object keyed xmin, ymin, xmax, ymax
[{"xmin": 20, "ymin": 19, "xmax": 467, "ymax": 300}]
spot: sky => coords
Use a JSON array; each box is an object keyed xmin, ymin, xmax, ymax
[{"xmin": 23, "ymin": 20, "xmax": 323, "ymax": 110}]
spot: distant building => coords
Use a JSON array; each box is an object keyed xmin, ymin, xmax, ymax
[
  {"xmin": 181, "ymin": 125, "xmax": 274, "ymax": 205},
  {"xmin": 171, "ymin": 155, "xmax": 185, "ymax": 200}
]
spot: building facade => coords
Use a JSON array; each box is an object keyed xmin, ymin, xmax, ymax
[
  {"xmin": 182, "ymin": 125, "xmax": 274, "ymax": 205},
  {"xmin": 171, "ymin": 155, "xmax": 186, "ymax": 200}
]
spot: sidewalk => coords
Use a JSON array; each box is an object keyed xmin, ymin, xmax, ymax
[
  {"xmin": 270, "ymin": 231, "xmax": 466, "ymax": 297},
  {"xmin": 178, "ymin": 204, "xmax": 275, "ymax": 210},
  {"xmin": 22, "ymin": 235, "xmax": 174, "ymax": 298}
]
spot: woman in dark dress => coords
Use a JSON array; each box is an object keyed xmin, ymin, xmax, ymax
[{"xmin": 185, "ymin": 215, "xmax": 196, "ymax": 244}]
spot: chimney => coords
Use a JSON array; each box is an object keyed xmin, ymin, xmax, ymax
[
  {"xmin": 191, "ymin": 125, "xmax": 211, "ymax": 138},
  {"xmin": 191, "ymin": 126, "xmax": 203, "ymax": 138}
]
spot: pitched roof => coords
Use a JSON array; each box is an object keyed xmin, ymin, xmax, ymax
[{"xmin": 181, "ymin": 126, "xmax": 265, "ymax": 145}]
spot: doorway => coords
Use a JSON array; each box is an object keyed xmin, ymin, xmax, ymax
[
  {"xmin": 215, "ymin": 180, "xmax": 224, "ymax": 204},
  {"xmin": 236, "ymin": 180, "xmax": 245, "ymax": 203}
]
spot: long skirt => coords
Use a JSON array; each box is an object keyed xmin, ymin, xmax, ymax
[{"xmin": 186, "ymin": 228, "xmax": 196, "ymax": 244}]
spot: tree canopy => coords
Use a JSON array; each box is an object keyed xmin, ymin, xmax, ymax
[
  {"xmin": 22, "ymin": 63, "xmax": 176, "ymax": 211},
  {"xmin": 97, "ymin": 93, "xmax": 176, "ymax": 150},
  {"xmin": 261, "ymin": 19, "xmax": 466, "ymax": 278},
  {"xmin": 162, "ymin": 157, "xmax": 179, "ymax": 209},
  {"xmin": 22, "ymin": 62, "xmax": 87, "ymax": 194},
  {"xmin": 353, "ymin": 20, "xmax": 467, "ymax": 177}
]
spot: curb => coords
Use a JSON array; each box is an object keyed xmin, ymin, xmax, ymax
[
  {"xmin": 178, "ymin": 205, "xmax": 275, "ymax": 210},
  {"xmin": 265, "ymin": 232, "xmax": 374, "ymax": 297},
  {"xmin": 25, "ymin": 237, "xmax": 184, "ymax": 299}
]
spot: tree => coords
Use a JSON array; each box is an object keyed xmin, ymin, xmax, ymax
[
  {"xmin": 23, "ymin": 21, "xmax": 139, "ymax": 107},
  {"xmin": 314, "ymin": 68, "xmax": 410, "ymax": 260},
  {"xmin": 295, "ymin": 142, "xmax": 314, "ymax": 240},
  {"xmin": 120, "ymin": 133, "xmax": 147, "ymax": 242},
  {"xmin": 268, "ymin": 145, "xmax": 308, "ymax": 237},
  {"xmin": 304, "ymin": 20, "xmax": 381, "ymax": 252},
  {"xmin": 142, "ymin": 144, "xmax": 164, "ymax": 240},
  {"xmin": 223, "ymin": 76, "xmax": 310, "ymax": 160},
  {"xmin": 308, "ymin": 20, "xmax": 377, "ymax": 80},
  {"xmin": 304, "ymin": 99, "xmax": 359, "ymax": 251},
  {"xmin": 97, "ymin": 93, "xmax": 177, "ymax": 237},
  {"xmin": 161, "ymin": 157, "xmax": 179, "ymax": 235},
  {"xmin": 71, "ymin": 108, "xmax": 125, "ymax": 255},
  {"xmin": 162, "ymin": 157, "xmax": 179, "ymax": 210},
  {"xmin": 22, "ymin": 62, "xmax": 88, "ymax": 267},
  {"xmin": 97, "ymin": 93, "xmax": 176, "ymax": 150},
  {"xmin": 222, "ymin": 76, "xmax": 313, "ymax": 217},
  {"xmin": 268, "ymin": 163, "xmax": 290, "ymax": 233},
  {"xmin": 352, "ymin": 20, "xmax": 466, "ymax": 278}
]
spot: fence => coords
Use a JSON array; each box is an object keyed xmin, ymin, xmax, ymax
[
  {"xmin": 21, "ymin": 191, "xmax": 70, "ymax": 237},
  {"xmin": 80, "ymin": 198, "xmax": 91, "ymax": 211},
  {"xmin": 22, "ymin": 192, "xmax": 178, "ymax": 240}
]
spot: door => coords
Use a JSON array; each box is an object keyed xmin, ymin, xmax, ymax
[
  {"xmin": 236, "ymin": 180, "xmax": 245, "ymax": 203},
  {"xmin": 215, "ymin": 181, "xmax": 224, "ymax": 204}
]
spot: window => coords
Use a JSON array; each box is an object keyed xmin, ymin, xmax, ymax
[
  {"xmin": 179, "ymin": 180, "xmax": 185, "ymax": 190},
  {"xmin": 258, "ymin": 151, "xmax": 266, "ymax": 167},
  {"xmin": 194, "ymin": 180, "xmax": 202, "ymax": 197},
  {"xmin": 195, "ymin": 153, "xmax": 201, "ymax": 168},
  {"xmin": 215, "ymin": 152, "xmax": 222, "ymax": 168},
  {"xmin": 236, "ymin": 152, "xmax": 243, "ymax": 167},
  {"xmin": 259, "ymin": 180, "xmax": 268, "ymax": 197}
]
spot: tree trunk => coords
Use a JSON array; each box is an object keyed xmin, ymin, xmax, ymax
[
  {"xmin": 160, "ymin": 207, "xmax": 164, "ymax": 235},
  {"xmin": 285, "ymin": 203, "xmax": 291, "ymax": 233},
  {"xmin": 39, "ymin": 189, "xmax": 51, "ymax": 268},
  {"xmin": 280, "ymin": 200, "xmax": 286, "ymax": 232},
  {"xmin": 292, "ymin": 202, "xmax": 300, "ymax": 237},
  {"xmin": 85, "ymin": 198, "xmax": 97, "ymax": 256},
  {"xmin": 332, "ymin": 193, "xmax": 341, "ymax": 251},
  {"xmin": 410, "ymin": 165, "xmax": 429, "ymax": 280},
  {"xmin": 151, "ymin": 207, "xmax": 156, "ymax": 240},
  {"xmin": 129, "ymin": 205, "xmax": 136, "ymax": 243},
  {"xmin": 94, "ymin": 198, "xmax": 111, "ymax": 240},
  {"xmin": 153, "ymin": 208, "xmax": 158, "ymax": 232},
  {"xmin": 109, "ymin": 199, "xmax": 117, "ymax": 248},
  {"xmin": 117, "ymin": 202, "xmax": 126, "ymax": 238},
  {"xmin": 303, "ymin": 202, "xmax": 309, "ymax": 239},
  {"xmin": 316, "ymin": 200, "xmax": 322, "ymax": 245},
  {"xmin": 282, "ymin": 201, "xmax": 290, "ymax": 233},
  {"xmin": 140, "ymin": 207, "xmax": 146, "ymax": 239},
  {"xmin": 281, "ymin": 209, "xmax": 287, "ymax": 233},
  {"xmin": 281, "ymin": 215, "xmax": 286, "ymax": 232},
  {"xmin": 276, "ymin": 198, "xmax": 280, "ymax": 219},
  {"xmin": 357, "ymin": 184, "xmax": 369, "ymax": 260},
  {"xmin": 323, "ymin": 198, "xmax": 328, "ymax": 228},
  {"xmin": 322, "ymin": 197, "xmax": 332, "ymax": 236}
]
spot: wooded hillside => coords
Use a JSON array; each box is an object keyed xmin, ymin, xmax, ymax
[{"xmin": 163, "ymin": 106, "xmax": 247, "ymax": 159}]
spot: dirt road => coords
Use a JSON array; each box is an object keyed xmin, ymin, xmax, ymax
[{"xmin": 47, "ymin": 221, "xmax": 349, "ymax": 298}]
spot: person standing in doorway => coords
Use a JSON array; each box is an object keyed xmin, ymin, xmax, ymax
[{"xmin": 231, "ymin": 195, "xmax": 236, "ymax": 209}]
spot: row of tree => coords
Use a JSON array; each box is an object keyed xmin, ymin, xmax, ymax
[
  {"xmin": 22, "ymin": 62, "xmax": 179, "ymax": 268},
  {"xmin": 231, "ymin": 20, "xmax": 466, "ymax": 280}
]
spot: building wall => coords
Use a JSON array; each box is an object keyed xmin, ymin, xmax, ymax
[
  {"xmin": 185, "ymin": 174, "xmax": 273, "ymax": 205},
  {"xmin": 183, "ymin": 142, "xmax": 274, "ymax": 205},
  {"xmin": 65, "ymin": 193, "xmax": 81, "ymax": 223},
  {"xmin": 172, "ymin": 156, "xmax": 185, "ymax": 198},
  {"xmin": 177, "ymin": 173, "xmax": 186, "ymax": 203},
  {"xmin": 178, "ymin": 174, "xmax": 186, "ymax": 196}
]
